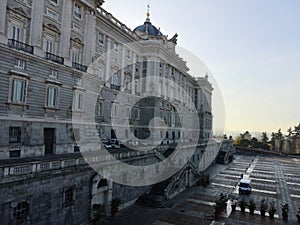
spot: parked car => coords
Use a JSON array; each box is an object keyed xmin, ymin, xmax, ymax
[
  {"xmin": 110, "ymin": 139, "xmax": 120, "ymax": 149},
  {"xmin": 239, "ymin": 178, "xmax": 252, "ymax": 194},
  {"xmin": 102, "ymin": 140, "xmax": 112, "ymax": 149},
  {"xmin": 102, "ymin": 139, "xmax": 120, "ymax": 149}
]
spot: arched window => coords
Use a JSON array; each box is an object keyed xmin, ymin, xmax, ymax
[
  {"xmin": 13, "ymin": 201, "xmax": 29, "ymax": 220},
  {"xmin": 97, "ymin": 179, "xmax": 108, "ymax": 188}
]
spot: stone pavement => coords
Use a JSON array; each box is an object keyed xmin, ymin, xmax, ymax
[{"xmin": 101, "ymin": 154, "xmax": 300, "ymax": 225}]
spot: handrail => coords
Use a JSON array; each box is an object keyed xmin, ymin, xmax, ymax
[{"xmin": 8, "ymin": 39, "xmax": 34, "ymax": 54}]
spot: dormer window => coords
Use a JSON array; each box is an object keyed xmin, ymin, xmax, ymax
[{"xmin": 74, "ymin": 3, "xmax": 82, "ymax": 19}]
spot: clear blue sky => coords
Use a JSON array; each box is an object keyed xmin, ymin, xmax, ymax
[{"xmin": 103, "ymin": 0, "xmax": 300, "ymax": 136}]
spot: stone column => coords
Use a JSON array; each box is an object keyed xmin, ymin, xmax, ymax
[
  {"xmin": 83, "ymin": 10, "xmax": 96, "ymax": 66},
  {"xmin": 121, "ymin": 46, "xmax": 126, "ymax": 88},
  {"xmin": 0, "ymin": 0, "xmax": 7, "ymax": 43},
  {"xmin": 145, "ymin": 56, "xmax": 157, "ymax": 95},
  {"xmin": 131, "ymin": 54, "xmax": 136, "ymax": 95},
  {"xmin": 60, "ymin": 0, "xmax": 72, "ymax": 61},
  {"xmin": 30, "ymin": 1, "xmax": 44, "ymax": 56},
  {"xmin": 105, "ymin": 38, "xmax": 111, "ymax": 87}
]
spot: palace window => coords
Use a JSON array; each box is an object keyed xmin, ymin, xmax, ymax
[
  {"xmin": 72, "ymin": 23, "xmax": 82, "ymax": 33},
  {"xmin": 13, "ymin": 202, "xmax": 29, "ymax": 220},
  {"xmin": 98, "ymin": 66, "xmax": 103, "ymax": 78},
  {"xmin": 97, "ymin": 179, "xmax": 108, "ymax": 188},
  {"xmin": 63, "ymin": 187, "xmax": 75, "ymax": 207},
  {"xmin": 46, "ymin": 8, "xmax": 59, "ymax": 21},
  {"xmin": 75, "ymin": 77, "xmax": 82, "ymax": 86},
  {"xmin": 46, "ymin": 86, "xmax": 58, "ymax": 108},
  {"xmin": 125, "ymin": 78, "xmax": 130, "ymax": 89},
  {"xmin": 97, "ymin": 101, "xmax": 103, "ymax": 116},
  {"xmin": 98, "ymin": 32, "xmax": 104, "ymax": 45},
  {"xmin": 72, "ymin": 50, "xmax": 79, "ymax": 63},
  {"xmin": 45, "ymin": 39, "xmax": 53, "ymax": 53},
  {"xmin": 133, "ymin": 108, "xmax": 140, "ymax": 120},
  {"xmin": 10, "ymin": 25, "xmax": 20, "ymax": 41},
  {"xmin": 111, "ymin": 72, "xmax": 119, "ymax": 86},
  {"xmin": 14, "ymin": 59, "xmax": 26, "ymax": 69},
  {"xmin": 74, "ymin": 3, "xmax": 82, "ymax": 19},
  {"xmin": 11, "ymin": 77, "xmax": 27, "ymax": 103},
  {"xmin": 49, "ymin": 69, "xmax": 58, "ymax": 79},
  {"xmin": 9, "ymin": 127, "xmax": 21, "ymax": 143},
  {"xmin": 73, "ymin": 91, "xmax": 83, "ymax": 110},
  {"xmin": 112, "ymin": 41, "xmax": 118, "ymax": 51}
]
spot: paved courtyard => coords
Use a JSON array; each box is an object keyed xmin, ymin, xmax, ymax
[{"xmin": 101, "ymin": 154, "xmax": 300, "ymax": 225}]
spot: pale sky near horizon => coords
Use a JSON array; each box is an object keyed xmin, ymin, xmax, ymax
[{"xmin": 103, "ymin": 0, "xmax": 300, "ymax": 136}]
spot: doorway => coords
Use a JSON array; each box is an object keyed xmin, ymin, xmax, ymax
[{"xmin": 44, "ymin": 128, "xmax": 55, "ymax": 155}]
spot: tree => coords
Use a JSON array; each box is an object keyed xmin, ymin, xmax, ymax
[
  {"xmin": 261, "ymin": 132, "xmax": 269, "ymax": 144},
  {"xmin": 241, "ymin": 131, "xmax": 251, "ymax": 140},
  {"xmin": 239, "ymin": 139, "xmax": 251, "ymax": 147},
  {"xmin": 270, "ymin": 132, "xmax": 276, "ymax": 150},
  {"xmin": 233, "ymin": 136, "xmax": 242, "ymax": 146},
  {"xmin": 294, "ymin": 123, "xmax": 300, "ymax": 138},
  {"xmin": 251, "ymin": 137, "xmax": 258, "ymax": 148},
  {"xmin": 276, "ymin": 129, "xmax": 283, "ymax": 140}
]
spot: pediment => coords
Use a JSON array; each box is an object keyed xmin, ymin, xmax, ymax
[
  {"xmin": 8, "ymin": 6, "xmax": 31, "ymax": 19},
  {"xmin": 71, "ymin": 37, "xmax": 84, "ymax": 46},
  {"xmin": 43, "ymin": 23, "xmax": 61, "ymax": 34}
]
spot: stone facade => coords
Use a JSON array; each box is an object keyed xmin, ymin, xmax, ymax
[{"xmin": 0, "ymin": 1, "xmax": 217, "ymax": 224}]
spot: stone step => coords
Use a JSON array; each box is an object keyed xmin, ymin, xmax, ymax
[{"xmin": 137, "ymin": 194, "xmax": 174, "ymax": 208}]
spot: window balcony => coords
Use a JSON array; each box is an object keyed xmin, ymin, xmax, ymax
[
  {"xmin": 45, "ymin": 52, "xmax": 64, "ymax": 65},
  {"xmin": 72, "ymin": 62, "xmax": 87, "ymax": 72},
  {"xmin": 111, "ymin": 84, "xmax": 121, "ymax": 91},
  {"xmin": 8, "ymin": 39, "xmax": 34, "ymax": 54}
]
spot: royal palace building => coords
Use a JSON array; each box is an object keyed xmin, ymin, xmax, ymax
[{"xmin": 0, "ymin": 1, "xmax": 224, "ymax": 224}]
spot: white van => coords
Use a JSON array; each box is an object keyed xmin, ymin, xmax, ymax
[{"xmin": 239, "ymin": 178, "xmax": 252, "ymax": 194}]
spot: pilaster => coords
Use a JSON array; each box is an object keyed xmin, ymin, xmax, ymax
[
  {"xmin": 83, "ymin": 10, "xmax": 96, "ymax": 66},
  {"xmin": 120, "ymin": 46, "xmax": 126, "ymax": 88},
  {"xmin": 30, "ymin": 0, "xmax": 44, "ymax": 57},
  {"xmin": 131, "ymin": 54, "xmax": 136, "ymax": 95},
  {"xmin": 105, "ymin": 38, "xmax": 111, "ymax": 87},
  {"xmin": 0, "ymin": 0, "xmax": 8, "ymax": 44},
  {"xmin": 60, "ymin": 0, "xmax": 72, "ymax": 59}
]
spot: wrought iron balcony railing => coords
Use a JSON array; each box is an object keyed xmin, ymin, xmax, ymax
[
  {"xmin": 45, "ymin": 52, "xmax": 64, "ymax": 65},
  {"xmin": 111, "ymin": 84, "xmax": 121, "ymax": 91},
  {"xmin": 8, "ymin": 39, "xmax": 34, "ymax": 54},
  {"xmin": 72, "ymin": 62, "xmax": 87, "ymax": 72}
]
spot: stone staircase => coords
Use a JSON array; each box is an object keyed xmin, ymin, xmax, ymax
[
  {"xmin": 137, "ymin": 179, "xmax": 174, "ymax": 208},
  {"xmin": 137, "ymin": 194, "xmax": 173, "ymax": 208}
]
